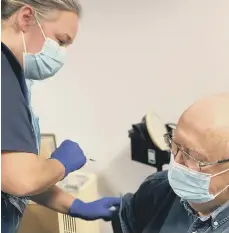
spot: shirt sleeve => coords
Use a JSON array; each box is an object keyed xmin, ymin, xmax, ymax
[
  {"xmin": 112, "ymin": 171, "xmax": 175, "ymax": 233},
  {"xmin": 1, "ymin": 59, "xmax": 37, "ymax": 154}
]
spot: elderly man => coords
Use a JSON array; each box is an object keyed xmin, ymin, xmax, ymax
[{"xmin": 112, "ymin": 93, "xmax": 229, "ymax": 233}]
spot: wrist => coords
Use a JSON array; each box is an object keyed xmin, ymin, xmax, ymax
[
  {"xmin": 49, "ymin": 159, "xmax": 66, "ymax": 180},
  {"xmin": 64, "ymin": 196, "xmax": 75, "ymax": 214}
]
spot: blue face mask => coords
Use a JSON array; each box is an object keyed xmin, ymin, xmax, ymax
[
  {"xmin": 21, "ymin": 18, "xmax": 66, "ymax": 80},
  {"xmin": 168, "ymin": 153, "xmax": 229, "ymax": 204}
]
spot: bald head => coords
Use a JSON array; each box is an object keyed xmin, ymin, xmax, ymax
[{"xmin": 175, "ymin": 93, "xmax": 229, "ymax": 162}]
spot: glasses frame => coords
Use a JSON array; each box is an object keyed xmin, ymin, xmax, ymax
[{"xmin": 164, "ymin": 132, "xmax": 229, "ymax": 170}]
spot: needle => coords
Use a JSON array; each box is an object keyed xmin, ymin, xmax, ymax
[{"xmin": 88, "ymin": 158, "xmax": 96, "ymax": 162}]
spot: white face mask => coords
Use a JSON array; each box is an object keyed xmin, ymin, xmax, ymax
[
  {"xmin": 168, "ymin": 153, "xmax": 229, "ymax": 204},
  {"xmin": 21, "ymin": 18, "xmax": 66, "ymax": 80}
]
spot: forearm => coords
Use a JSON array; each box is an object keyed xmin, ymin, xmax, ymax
[
  {"xmin": 2, "ymin": 152, "xmax": 65, "ymax": 197},
  {"xmin": 27, "ymin": 159, "xmax": 66, "ymax": 196},
  {"xmin": 32, "ymin": 186, "xmax": 121, "ymax": 221},
  {"xmin": 31, "ymin": 185, "xmax": 75, "ymax": 214}
]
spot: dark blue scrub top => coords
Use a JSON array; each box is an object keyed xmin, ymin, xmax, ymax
[{"xmin": 1, "ymin": 42, "xmax": 37, "ymax": 154}]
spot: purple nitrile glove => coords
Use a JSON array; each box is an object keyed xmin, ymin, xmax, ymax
[
  {"xmin": 69, "ymin": 197, "xmax": 121, "ymax": 221},
  {"xmin": 50, "ymin": 140, "xmax": 86, "ymax": 178}
]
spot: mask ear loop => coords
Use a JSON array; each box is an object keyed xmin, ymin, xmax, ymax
[
  {"xmin": 21, "ymin": 31, "xmax": 27, "ymax": 53},
  {"xmin": 21, "ymin": 31, "xmax": 28, "ymax": 77},
  {"xmin": 214, "ymin": 184, "xmax": 229, "ymax": 197},
  {"xmin": 211, "ymin": 168, "xmax": 229, "ymax": 197},
  {"xmin": 211, "ymin": 168, "xmax": 229, "ymax": 178},
  {"xmin": 35, "ymin": 16, "xmax": 46, "ymax": 40}
]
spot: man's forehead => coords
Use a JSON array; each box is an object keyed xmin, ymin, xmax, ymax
[
  {"xmin": 173, "ymin": 128, "xmax": 208, "ymax": 160},
  {"xmin": 175, "ymin": 119, "xmax": 229, "ymax": 161}
]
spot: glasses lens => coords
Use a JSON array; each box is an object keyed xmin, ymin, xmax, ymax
[{"xmin": 181, "ymin": 151, "xmax": 200, "ymax": 171}]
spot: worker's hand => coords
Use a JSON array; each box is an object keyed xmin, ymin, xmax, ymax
[
  {"xmin": 50, "ymin": 140, "xmax": 86, "ymax": 178},
  {"xmin": 69, "ymin": 197, "xmax": 121, "ymax": 221}
]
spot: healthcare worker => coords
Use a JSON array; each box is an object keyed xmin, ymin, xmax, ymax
[{"xmin": 1, "ymin": 1, "xmax": 120, "ymax": 233}]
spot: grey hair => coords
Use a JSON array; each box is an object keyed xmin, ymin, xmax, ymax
[{"xmin": 1, "ymin": 0, "xmax": 82, "ymax": 20}]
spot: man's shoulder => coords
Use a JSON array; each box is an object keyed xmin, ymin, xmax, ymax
[
  {"xmin": 147, "ymin": 170, "xmax": 169, "ymax": 180},
  {"xmin": 143, "ymin": 170, "xmax": 169, "ymax": 186},
  {"xmin": 138, "ymin": 170, "xmax": 173, "ymax": 203},
  {"xmin": 123, "ymin": 170, "xmax": 171, "ymax": 203},
  {"xmin": 130, "ymin": 170, "xmax": 173, "ymax": 208},
  {"xmin": 117, "ymin": 171, "xmax": 176, "ymax": 233}
]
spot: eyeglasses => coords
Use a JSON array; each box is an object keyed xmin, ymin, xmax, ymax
[{"xmin": 164, "ymin": 132, "xmax": 229, "ymax": 171}]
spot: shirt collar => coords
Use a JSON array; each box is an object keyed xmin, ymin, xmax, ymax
[
  {"xmin": 1, "ymin": 42, "xmax": 22, "ymax": 78},
  {"xmin": 181, "ymin": 199, "xmax": 229, "ymax": 229},
  {"xmin": 180, "ymin": 199, "xmax": 197, "ymax": 216}
]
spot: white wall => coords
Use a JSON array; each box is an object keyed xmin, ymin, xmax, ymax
[
  {"xmin": 31, "ymin": 1, "xmax": 229, "ymax": 231},
  {"xmin": 32, "ymin": 0, "xmax": 229, "ymax": 212}
]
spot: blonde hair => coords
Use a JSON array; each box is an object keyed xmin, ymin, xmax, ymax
[{"xmin": 1, "ymin": 0, "xmax": 81, "ymax": 20}]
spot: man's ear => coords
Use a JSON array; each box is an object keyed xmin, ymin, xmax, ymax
[{"xmin": 16, "ymin": 5, "xmax": 36, "ymax": 32}]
